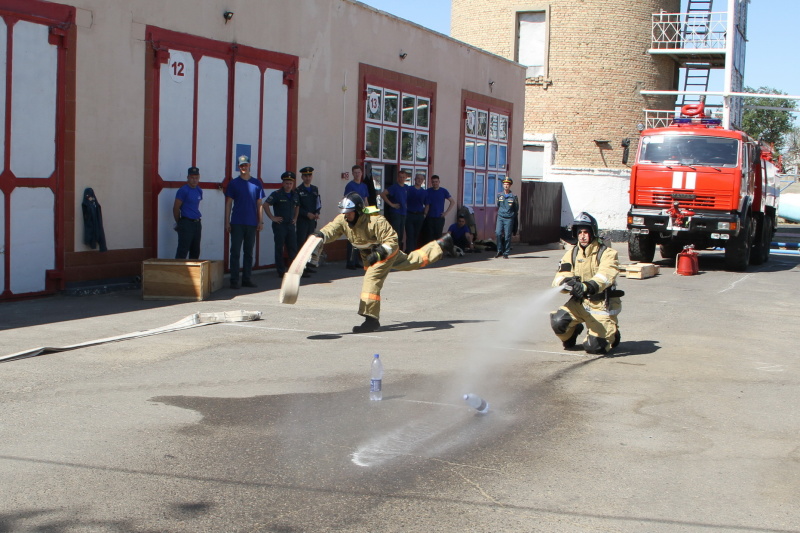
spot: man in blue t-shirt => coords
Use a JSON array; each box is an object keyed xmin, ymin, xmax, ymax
[
  {"xmin": 380, "ymin": 169, "xmax": 409, "ymax": 250},
  {"xmin": 225, "ymin": 155, "xmax": 265, "ymax": 289},
  {"xmin": 447, "ymin": 213, "xmax": 475, "ymax": 253},
  {"xmin": 423, "ymin": 174, "xmax": 454, "ymax": 242},
  {"xmin": 173, "ymin": 166, "xmax": 203, "ymax": 259},
  {"xmin": 405, "ymin": 172, "xmax": 428, "ymax": 253},
  {"xmin": 344, "ymin": 165, "xmax": 369, "ymax": 269}
]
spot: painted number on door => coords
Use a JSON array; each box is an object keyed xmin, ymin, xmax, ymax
[{"xmin": 169, "ymin": 51, "xmax": 188, "ymax": 83}]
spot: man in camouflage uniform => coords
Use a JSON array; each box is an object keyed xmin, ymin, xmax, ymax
[
  {"xmin": 550, "ymin": 212, "xmax": 622, "ymax": 354},
  {"xmin": 313, "ymin": 192, "xmax": 454, "ymax": 333}
]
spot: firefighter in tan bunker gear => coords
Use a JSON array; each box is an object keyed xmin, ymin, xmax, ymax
[
  {"xmin": 550, "ymin": 212, "xmax": 622, "ymax": 354},
  {"xmin": 313, "ymin": 192, "xmax": 454, "ymax": 333}
]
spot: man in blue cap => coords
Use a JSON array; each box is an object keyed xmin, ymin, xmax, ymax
[
  {"xmin": 225, "ymin": 155, "xmax": 265, "ymax": 289},
  {"xmin": 173, "ymin": 166, "xmax": 203, "ymax": 259}
]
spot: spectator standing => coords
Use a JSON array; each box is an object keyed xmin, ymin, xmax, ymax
[
  {"xmin": 404, "ymin": 172, "xmax": 428, "ymax": 252},
  {"xmin": 423, "ymin": 174, "xmax": 454, "ymax": 241},
  {"xmin": 173, "ymin": 166, "xmax": 203, "ymax": 259},
  {"xmin": 296, "ymin": 166, "xmax": 321, "ymax": 273},
  {"xmin": 265, "ymin": 171, "xmax": 300, "ymax": 278},
  {"xmin": 380, "ymin": 169, "xmax": 409, "ymax": 250},
  {"xmin": 225, "ymin": 155, "xmax": 265, "ymax": 289},
  {"xmin": 344, "ymin": 165, "xmax": 369, "ymax": 269},
  {"xmin": 494, "ymin": 177, "xmax": 519, "ymax": 259}
]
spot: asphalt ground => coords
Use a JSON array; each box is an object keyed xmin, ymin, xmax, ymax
[{"xmin": 1, "ymin": 236, "xmax": 799, "ymax": 533}]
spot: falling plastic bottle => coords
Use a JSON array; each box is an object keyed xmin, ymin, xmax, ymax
[
  {"xmin": 370, "ymin": 354, "xmax": 383, "ymax": 401},
  {"xmin": 463, "ymin": 393, "xmax": 489, "ymax": 414}
]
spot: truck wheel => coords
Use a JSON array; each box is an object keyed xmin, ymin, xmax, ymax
[
  {"xmin": 750, "ymin": 216, "xmax": 772, "ymax": 265},
  {"xmin": 724, "ymin": 217, "xmax": 754, "ymax": 271},
  {"xmin": 628, "ymin": 233, "xmax": 655, "ymax": 262},
  {"xmin": 659, "ymin": 242, "xmax": 681, "ymax": 260}
]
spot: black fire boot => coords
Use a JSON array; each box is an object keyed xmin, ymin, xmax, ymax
[
  {"xmin": 436, "ymin": 233, "xmax": 455, "ymax": 256},
  {"xmin": 352, "ymin": 316, "xmax": 381, "ymax": 334}
]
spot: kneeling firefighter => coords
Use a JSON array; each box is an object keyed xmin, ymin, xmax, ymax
[
  {"xmin": 549, "ymin": 212, "xmax": 623, "ymax": 354},
  {"xmin": 312, "ymin": 192, "xmax": 454, "ymax": 333}
]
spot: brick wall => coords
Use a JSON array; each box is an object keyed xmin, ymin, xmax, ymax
[{"xmin": 452, "ymin": 0, "xmax": 681, "ymax": 170}]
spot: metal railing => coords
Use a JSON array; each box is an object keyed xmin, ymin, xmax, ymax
[
  {"xmin": 643, "ymin": 110, "xmax": 677, "ymax": 130},
  {"xmin": 652, "ymin": 12, "xmax": 727, "ymax": 50},
  {"xmin": 642, "ymin": 107, "xmax": 723, "ymax": 130}
]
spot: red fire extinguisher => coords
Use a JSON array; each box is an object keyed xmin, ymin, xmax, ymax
[{"xmin": 675, "ymin": 245, "xmax": 699, "ymax": 276}]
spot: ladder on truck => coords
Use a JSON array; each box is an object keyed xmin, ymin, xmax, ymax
[{"xmin": 679, "ymin": 0, "xmax": 714, "ymax": 106}]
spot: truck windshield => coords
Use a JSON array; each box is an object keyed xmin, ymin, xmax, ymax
[{"xmin": 638, "ymin": 135, "xmax": 739, "ymax": 167}]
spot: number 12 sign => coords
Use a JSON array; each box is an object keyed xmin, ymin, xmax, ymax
[{"xmin": 169, "ymin": 50, "xmax": 188, "ymax": 83}]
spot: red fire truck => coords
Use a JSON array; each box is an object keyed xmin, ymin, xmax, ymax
[{"xmin": 627, "ymin": 103, "xmax": 780, "ymax": 271}]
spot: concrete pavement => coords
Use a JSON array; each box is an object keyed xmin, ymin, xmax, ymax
[{"xmin": 1, "ymin": 241, "xmax": 799, "ymax": 532}]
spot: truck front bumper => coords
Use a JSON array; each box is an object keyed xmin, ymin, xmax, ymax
[{"xmin": 627, "ymin": 208, "xmax": 741, "ymax": 239}]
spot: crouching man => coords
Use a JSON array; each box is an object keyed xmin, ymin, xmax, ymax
[
  {"xmin": 550, "ymin": 212, "xmax": 622, "ymax": 354},
  {"xmin": 312, "ymin": 192, "xmax": 454, "ymax": 333}
]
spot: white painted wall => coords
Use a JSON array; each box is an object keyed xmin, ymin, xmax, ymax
[{"xmin": 545, "ymin": 169, "xmax": 631, "ymax": 232}]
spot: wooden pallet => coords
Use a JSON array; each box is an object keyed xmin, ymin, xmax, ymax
[{"xmin": 621, "ymin": 263, "xmax": 660, "ymax": 280}]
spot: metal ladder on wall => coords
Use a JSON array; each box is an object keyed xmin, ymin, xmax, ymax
[{"xmin": 680, "ymin": 0, "xmax": 714, "ymax": 106}]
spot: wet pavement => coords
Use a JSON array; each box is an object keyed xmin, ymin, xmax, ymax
[{"xmin": 1, "ymin": 242, "xmax": 799, "ymax": 532}]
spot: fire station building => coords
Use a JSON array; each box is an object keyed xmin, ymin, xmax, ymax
[{"xmin": 0, "ymin": 0, "xmax": 525, "ymax": 299}]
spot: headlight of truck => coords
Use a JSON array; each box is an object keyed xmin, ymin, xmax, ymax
[
  {"xmin": 717, "ymin": 222, "xmax": 731, "ymax": 230},
  {"xmin": 632, "ymin": 216, "xmax": 645, "ymax": 225}
]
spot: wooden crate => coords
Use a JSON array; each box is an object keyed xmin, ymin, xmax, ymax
[
  {"xmin": 142, "ymin": 259, "xmax": 222, "ymax": 301},
  {"xmin": 208, "ymin": 260, "xmax": 225, "ymax": 294},
  {"xmin": 623, "ymin": 263, "xmax": 660, "ymax": 280}
]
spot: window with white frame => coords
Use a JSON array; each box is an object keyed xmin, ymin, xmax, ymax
[
  {"xmin": 463, "ymin": 106, "xmax": 509, "ymax": 206},
  {"xmin": 518, "ymin": 11, "xmax": 547, "ymax": 78},
  {"xmin": 365, "ymin": 84, "xmax": 430, "ymax": 180}
]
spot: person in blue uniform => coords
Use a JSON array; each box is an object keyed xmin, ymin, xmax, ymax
[
  {"xmin": 423, "ymin": 174, "xmax": 454, "ymax": 241},
  {"xmin": 265, "ymin": 171, "xmax": 300, "ymax": 278},
  {"xmin": 344, "ymin": 165, "xmax": 369, "ymax": 269},
  {"xmin": 380, "ymin": 169, "xmax": 409, "ymax": 250},
  {"xmin": 225, "ymin": 155, "xmax": 265, "ymax": 289},
  {"xmin": 447, "ymin": 213, "xmax": 475, "ymax": 253},
  {"xmin": 495, "ymin": 177, "xmax": 519, "ymax": 259},
  {"xmin": 404, "ymin": 172, "xmax": 428, "ymax": 252},
  {"xmin": 173, "ymin": 166, "xmax": 203, "ymax": 259},
  {"xmin": 296, "ymin": 166, "xmax": 321, "ymax": 274}
]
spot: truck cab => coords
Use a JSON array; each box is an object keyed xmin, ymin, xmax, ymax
[{"xmin": 627, "ymin": 104, "xmax": 779, "ymax": 271}]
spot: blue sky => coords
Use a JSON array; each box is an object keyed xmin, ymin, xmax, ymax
[{"xmin": 359, "ymin": 0, "xmax": 799, "ymax": 100}]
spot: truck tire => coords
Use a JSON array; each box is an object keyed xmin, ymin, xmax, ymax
[
  {"xmin": 750, "ymin": 215, "xmax": 772, "ymax": 265},
  {"xmin": 724, "ymin": 217, "xmax": 754, "ymax": 271},
  {"xmin": 628, "ymin": 233, "xmax": 655, "ymax": 262},
  {"xmin": 659, "ymin": 242, "xmax": 681, "ymax": 260}
]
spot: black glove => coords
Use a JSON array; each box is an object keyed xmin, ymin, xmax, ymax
[
  {"xmin": 569, "ymin": 281, "xmax": 586, "ymax": 299},
  {"xmin": 312, "ymin": 230, "xmax": 324, "ymax": 240},
  {"xmin": 365, "ymin": 250, "xmax": 384, "ymax": 266}
]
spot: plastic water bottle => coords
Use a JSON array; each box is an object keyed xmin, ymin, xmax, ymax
[
  {"xmin": 370, "ymin": 354, "xmax": 383, "ymax": 401},
  {"xmin": 463, "ymin": 393, "xmax": 489, "ymax": 414}
]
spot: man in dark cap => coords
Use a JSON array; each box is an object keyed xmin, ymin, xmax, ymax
[
  {"xmin": 265, "ymin": 171, "xmax": 300, "ymax": 278},
  {"xmin": 173, "ymin": 166, "xmax": 203, "ymax": 259},
  {"xmin": 295, "ymin": 166, "xmax": 321, "ymax": 273}
]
